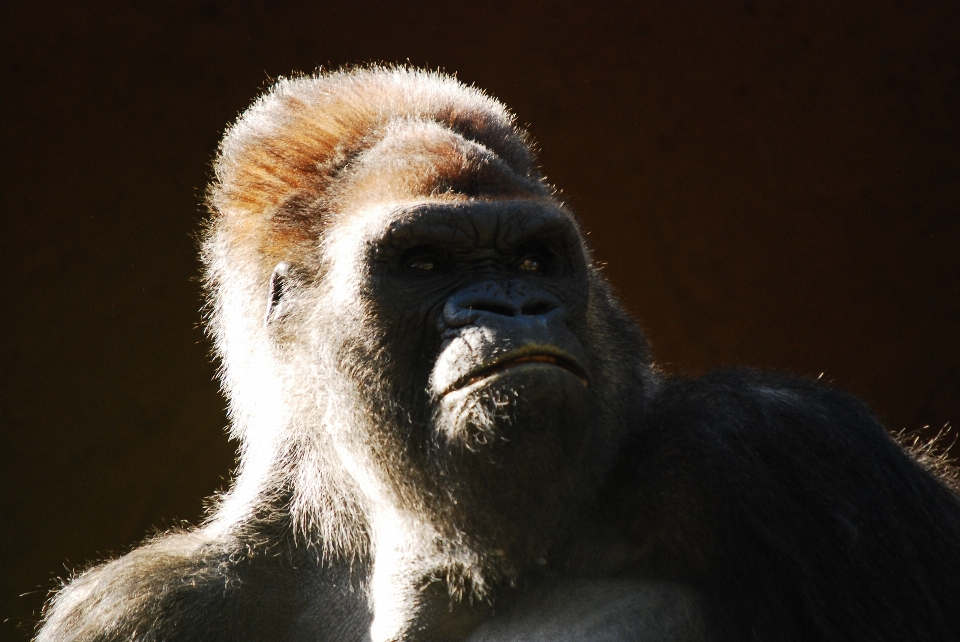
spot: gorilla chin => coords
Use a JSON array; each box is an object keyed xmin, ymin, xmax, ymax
[{"xmin": 436, "ymin": 357, "xmax": 593, "ymax": 449}]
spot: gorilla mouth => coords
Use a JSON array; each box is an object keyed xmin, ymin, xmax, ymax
[{"xmin": 446, "ymin": 349, "xmax": 590, "ymax": 394}]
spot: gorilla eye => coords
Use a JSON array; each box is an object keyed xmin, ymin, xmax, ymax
[
  {"xmin": 517, "ymin": 257, "xmax": 542, "ymax": 272},
  {"xmin": 401, "ymin": 246, "xmax": 445, "ymax": 272},
  {"xmin": 408, "ymin": 258, "xmax": 436, "ymax": 271},
  {"xmin": 515, "ymin": 244, "xmax": 553, "ymax": 273}
]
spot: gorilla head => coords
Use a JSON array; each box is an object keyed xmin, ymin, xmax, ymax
[{"xmin": 203, "ymin": 68, "xmax": 651, "ymax": 604}]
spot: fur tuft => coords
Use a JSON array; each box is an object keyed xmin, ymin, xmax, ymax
[{"xmin": 206, "ymin": 66, "xmax": 546, "ymax": 281}]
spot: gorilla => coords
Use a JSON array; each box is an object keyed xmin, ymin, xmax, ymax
[{"xmin": 38, "ymin": 67, "xmax": 960, "ymax": 642}]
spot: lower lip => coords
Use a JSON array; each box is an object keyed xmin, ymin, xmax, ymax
[{"xmin": 452, "ymin": 357, "xmax": 589, "ymax": 393}]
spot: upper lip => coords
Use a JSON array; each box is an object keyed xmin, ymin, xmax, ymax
[{"xmin": 444, "ymin": 346, "xmax": 589, "ymax": 394}]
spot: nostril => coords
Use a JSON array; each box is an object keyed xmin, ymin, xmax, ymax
[
  {"xmin": 467, "ymin": 302, "xmax": 517, "ymax": 317},
  {"xmin": 444, "ymin": 285, "xmax": 562, "ymax": 327},
  {"xmin": 521, "ymin": 301, "xmax": 555, "ymax": 317}
]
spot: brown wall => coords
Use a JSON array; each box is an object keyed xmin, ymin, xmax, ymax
[{"xmin": 1, "ymin": 1, "xmax": 958, "ymax": 638}]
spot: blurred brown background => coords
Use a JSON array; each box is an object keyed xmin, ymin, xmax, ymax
[{"xmin": 1, "ymin": 1, "xmax": 958, "ymax": 639}]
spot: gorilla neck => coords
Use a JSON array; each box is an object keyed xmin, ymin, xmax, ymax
[
  {"xmin": 366, "ymin": 505, "xmax": 493, "ymax": 642},
  {"xmin": 353, "ymin": 426, "xmax": 594, "ymax": 642},
  {"xmin": 326, "ymin": 413, "xmax": 559, "ymax": 642}
]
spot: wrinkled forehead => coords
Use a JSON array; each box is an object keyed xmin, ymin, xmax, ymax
[
  {"xmin": 367, "ymin": 199, "xmax": 581, "ymax": 249},
  {"xmin": 321, "ymin": 198, "xmax": 581, "ymax": 270}
]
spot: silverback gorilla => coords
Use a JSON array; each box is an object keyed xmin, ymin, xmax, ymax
[{"xmin": 38, "ymin": 67, "xmax": 960, "ymax": 642}]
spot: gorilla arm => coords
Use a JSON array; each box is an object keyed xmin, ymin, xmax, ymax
[
  {"xmin": 36, "ymin": 529, "xmax": 371, "ymax": 642},
  {"xmin": 592, "ymin": 369, "xmax": 960, "ymax": 641}
]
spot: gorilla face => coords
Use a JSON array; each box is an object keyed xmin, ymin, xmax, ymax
[
  {"xmin": 315, "ymin": 195, "xmax": 615, "ymax": 567},
  {"xmin": 370, "ymin": 199, "xmax": 592, "ymax": 442}
]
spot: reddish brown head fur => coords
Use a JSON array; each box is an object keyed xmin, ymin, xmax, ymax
[{"xmin": 206, "ymin": 67, "xmax": 552, "ymax": 279}]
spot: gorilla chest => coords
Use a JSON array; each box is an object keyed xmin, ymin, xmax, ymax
[{"xmin": 465, "ymin": 578, "xmax": 705, "ymax": 642}]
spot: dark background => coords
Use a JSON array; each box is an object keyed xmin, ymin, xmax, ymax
[{"xmin": 2, "ymin": 1, "xmax": 958, "ymax": 639}]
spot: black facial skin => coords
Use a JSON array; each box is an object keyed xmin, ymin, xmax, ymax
[
  {"xmin": 367, "ymin": 199, "xmax": 590, "ymax": 400},
  {"xmin": 355, "ymin": 199, "xmax": 613, "ymax": 567}
]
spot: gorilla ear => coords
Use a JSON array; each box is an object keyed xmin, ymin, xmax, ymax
[{"xmin": 265, "ymin": 261, "xmax": 296, "ymax": 325}]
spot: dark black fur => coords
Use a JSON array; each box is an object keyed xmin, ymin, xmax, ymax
[{"xmin": 605, "ymin": 371, "xmax": 960, "ymax": 640}]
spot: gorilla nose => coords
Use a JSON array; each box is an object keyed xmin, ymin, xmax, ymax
[{"xmin": 443, "ymin": 283, "xmax": 561, "ymax": 328}]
